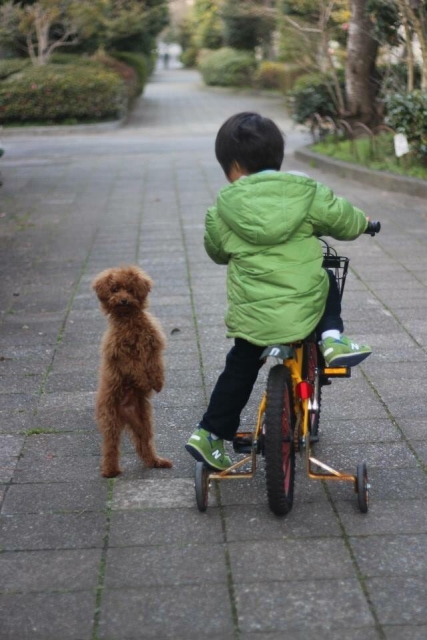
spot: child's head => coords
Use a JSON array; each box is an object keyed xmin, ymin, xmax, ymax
[{"xmin": 215, "ymin": 112, "xmax": 285, "ymax": 181}]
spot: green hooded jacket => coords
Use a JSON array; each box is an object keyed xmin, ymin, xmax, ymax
[{"xmin": 204, "ymin": 171, "xmax": 368, "ymax": 346}]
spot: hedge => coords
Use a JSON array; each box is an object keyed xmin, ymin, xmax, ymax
[
  {"xmin": 198, "ymin": 47, "xmax": 256, "ymax": 87},
  {"xmin": 0, "ymin": 59, "xmax": 30, "ymax": 79},
  {"xmin": 111, "ymin": 51, "xmax": 150, "ymax": 96},
  {"xmin": 0, "ymin": 63, "xmax": 127, "ymax": 125}
]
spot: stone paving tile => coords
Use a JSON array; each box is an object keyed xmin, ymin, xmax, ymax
[
  {"xmin": 366, "ymin": 577, "xmax": 427, "ymax": 625},
  {"xmin": 229, "ymin": 538, "xmax": 354, "ymax": 582},
  {"xmin": 1, "ymin": 480, "xmax": 109, "ymax": 514},
  {"xmin": 112, "ymin": 478, "xmax": 199, "ymax": 510},
  {"xmin": 383, "ymin": 626, "xmax": 427, "ymax": 640},
  {"xmin": 0, "ymin": 591, "xmax": 96, "ymax": 640},
  {"xmin": 241, "ymin": 631, "xmax": 380, "ymax": 640},
  {"xmin": 104, "ymin": 542, "xmax": 229, "ymax": 588},
  {"xmin": 0, "ymin": 511, "xmax": 106, "ymax": 550},
  {"xmin": 350, "ymin": 534, "xmax": 427, "ymax": 577},
  {"xmin": 222, "ymin": 501, "xmax": 342, "ymax": 542},
  {"xmin": 334, "ymin": 499, "xmax": 427, "ymax": 535},
  {"xmin": 13, "ymin": 453, "xmax": 101, "ymax": 483},
  {"xmin": 98, "ymin": 584, "xmax": 235, "ymax": 639},
  {"xmin": 235, "ymin": 578, "xmax": 374, "ymax": 633},
  {"xmin": 109, "ymin": 506, "xmax": 223, "ymax": 547},
  {"xmin": 0, "ymin": 548, "xmax": 101, "ymax": 593}
]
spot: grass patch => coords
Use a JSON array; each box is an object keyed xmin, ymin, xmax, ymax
[
  {"xmin": 312, "ymin": 134, "xmax": 427, "ymax": 181},
  {"xmin": 23, "ymin": 428, "xmax": 60, "ymax": 436}
]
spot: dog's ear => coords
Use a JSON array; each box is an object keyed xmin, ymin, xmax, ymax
[
  {"xmin": 92, "ymin": 269, "xmax": 113, "ymax": 301},
  {"xmin": 129, "ymin": 266, "xmax": 153, "ymax": 301}
]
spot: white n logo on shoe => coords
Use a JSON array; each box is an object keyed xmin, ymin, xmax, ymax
[{"xmin": 212, "ymin": 449, "xmax": 222, "ymax": 460}]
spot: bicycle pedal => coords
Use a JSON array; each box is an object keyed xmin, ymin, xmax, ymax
[
  {"xmin": 233, "ymin": 432, "xmax": 253, "ymax": 453},
  {"xmin": 322, "ymin": 366, "xmax": 351, "ymax": 378}
]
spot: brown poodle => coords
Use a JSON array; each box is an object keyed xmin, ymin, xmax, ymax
[{"xmin": 92, "ymin": 265, "xmax": 172, "ymax": 477}]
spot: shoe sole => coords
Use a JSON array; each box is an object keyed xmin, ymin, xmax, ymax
[
  {"xmin": 326, "ymin": 351, "xmax": 372, "ymax": 368},
  {"xmin": 185, "ymin": 443, "xmax": 231, "ymax": 471}
]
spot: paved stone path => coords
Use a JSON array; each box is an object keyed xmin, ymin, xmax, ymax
[{"xmin": 0, "ymin": 68, "xmax": 426, "ymax": 640}]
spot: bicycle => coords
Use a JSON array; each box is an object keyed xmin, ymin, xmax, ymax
[{"xmin": 193, "ymin": 221, "xmax": 381, "ymax": 516}]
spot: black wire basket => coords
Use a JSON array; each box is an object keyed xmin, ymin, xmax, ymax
[{"xmin": 320, "ymin": 239, "xmax": 349, "ymax": 301}]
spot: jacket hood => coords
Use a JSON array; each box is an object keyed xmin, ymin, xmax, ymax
[{"xmin": 216, "ymin": 172, "xmax": 317, "ymax": 245}]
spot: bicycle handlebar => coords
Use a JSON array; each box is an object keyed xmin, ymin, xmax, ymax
[{"xmin": 364, "ymin": 220, "xmax": 381, "ymax": 236}]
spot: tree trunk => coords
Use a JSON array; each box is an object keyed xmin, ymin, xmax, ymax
[{"xmin": 345, "ymin": 0, "xmax": 379, "ymax": 124}]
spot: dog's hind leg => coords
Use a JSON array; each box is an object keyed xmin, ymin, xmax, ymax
[
  {"xmin": 125, "ymin": 395, "xmax": 172, "ymax": 469},
  {"xmin": 97, "ymin": 406, "xmax": 123, "ymax": 477}
]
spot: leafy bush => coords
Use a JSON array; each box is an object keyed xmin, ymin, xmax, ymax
[
  {"xmin": 378, "ymin": 62, "xmax": 422, "ymax": 94},
  {"xmin": 384, "ymin": 91, "xmax": 427, "ymax": 160},
  {"xmin": 198, "ymin": 47, "xmax": 256, "ymax": 87},
  {"xmin": 180, "ymin": 46, "xmax": 198, "ymax": 68},
  {"xmin": 0, "ymin": 63, "xmax": 127, "ymax": 125},
  {"xmin": 111, "ymin": 52, "xmax": 150, "ymax": 96},
  {"xmin": 253, "ymin": 61, "xmax": 287, "ymax": 90},
  {"xmin": 253, "ymin": 62, "xmax": 305, "ymax": 92},
  {"xmin": 0, "ymin": 58, "xmax": 30, "ymax": 79},
  {"xmin": 287, "ymin": 72, "xmax": 344, "ymax": 124},
  {"xmin": 92, "ymin": 52, "xmax": 140, "ymax": 103}
]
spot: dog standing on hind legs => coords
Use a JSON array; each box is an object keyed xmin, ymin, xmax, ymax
[{"xmin": 92, "ymin": 265, "xmax": 172, "ymax": 477}]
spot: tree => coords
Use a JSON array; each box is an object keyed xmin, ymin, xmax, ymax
[
  {"xmin": 394, "ymin": 0, "xmax": 427, "ymax": 90},
  {"xmin": 0, "ymin": 0, "xmax": 83, "ymax": 65},
  {"xmin": 345, "ymin": 0, "xmax": 379, "ymax": 121},
  {"xmin": 0, "ymin": 0, "xmax": 169, "ymax": 63},
  {"xmin": 279, "ymin": 1, "xmax": 349, "ymax": 116},
  {"xmin": 221, "ymin": 0, "xmax": 276, "ymax": 53},
  {"xmin": 192, "ymin": 0, "xmax": 223, "ymax": 50}
]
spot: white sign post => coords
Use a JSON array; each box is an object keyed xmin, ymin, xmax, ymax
[{"xmin": 394, "ymin": 133, "xmax": 410, "ymax": 158}]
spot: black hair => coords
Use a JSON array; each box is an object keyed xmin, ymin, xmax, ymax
[{"xmin": 215, "ymin": 112, "xmax": 285, "ymax": 177}]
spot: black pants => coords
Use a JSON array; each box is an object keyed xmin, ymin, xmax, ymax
[{"xmin": 199, "ymin": 270, "xmax": 343, "ymax": 440}]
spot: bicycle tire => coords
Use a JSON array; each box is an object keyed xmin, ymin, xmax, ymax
[
  {"xmin": 195, "ymin": 462, "xmax": 210, "ymax": 512},
  {"xmin": 356, "ymin": 462, "xmax": 369, "ymax": 513},
  {"xmin": 305, "ymin": 342, "xmax": 322, "ymax": 442},
  {"xmin": 264, "ymin": 364, "xmax": 296, "ymax": 516}
]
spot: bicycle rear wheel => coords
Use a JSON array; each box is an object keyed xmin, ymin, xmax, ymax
[
  {"xmin": 304, "ymin": 341, "xmax": 321, "ymax": 443},
  {"xmin": 264, "ymin": 364, "xmax": 295, "ymax": 516}
]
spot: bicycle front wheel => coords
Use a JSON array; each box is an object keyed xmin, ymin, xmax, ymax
[{"xmin": 264, "ymin": 364, "xmax": 296, "ymax": 516}]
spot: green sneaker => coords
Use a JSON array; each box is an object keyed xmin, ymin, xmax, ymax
[
  {"xmin": 320, "ymin": 335, "xmax": 372, "ymax": 367},
  {"xmin": 185, "ymin": 427, "xmax": 232, "ymax": 471}
]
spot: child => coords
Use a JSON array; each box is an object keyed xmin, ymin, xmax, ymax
[{"xmin": 185, "ymin": 112, "xmax": 371, "ymax": 471}]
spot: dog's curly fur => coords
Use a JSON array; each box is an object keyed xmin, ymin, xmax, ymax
[{"xmin": 92, "ymin": 265, "xmax": 172, "ymax": 477}]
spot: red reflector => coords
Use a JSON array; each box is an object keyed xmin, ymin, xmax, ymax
[{"xmin": 296, "ymin": 381, "xmax": 313, "ymax": 400}]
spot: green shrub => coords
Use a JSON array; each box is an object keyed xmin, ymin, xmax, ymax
[
  {"xmin": 253, "ymin": 61, "xmax": 287, "ymax": 90},
  {"xmin": 378, "ymin": 62, "xmax": 422, "ymax": 93},
  {"xmin": 287, "ymin": 72, "xmax": 344, "ymax": 123},
  {"xmin": 50, "ymin": 53, "xmax": 95, "ymax": 66},
  {"xmin": 0, "ymin": 59, "xmax": 30, "ymax": 79},
  {"xmin": 0, "ymin": 63, "xmax": 127, "ymax": 125},
  {"xmin": 253, "ymin": 62, "xmax": 305, "ymax": 92},
  {"xmin": 180, "ymin": 46, "xmax": 198, "ymax": 69},
  {"xmin": 111, "ymin": 52, "xmax": 149, "ymax": 96},
  {"xmin": 198, "ymin": 47, "xmax": 256, "ymax": 87},
  {"xmin": 92, "ymin": 52, "xmax": 140, "ymax": 103},
  {"xmin": 384, "ymin": 91, "xmax": 427, "ymax": 160}
]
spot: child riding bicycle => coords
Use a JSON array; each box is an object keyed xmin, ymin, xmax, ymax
[{"xmin": 185, "ymin": 112, "xmax": 371, "ymax": 471}]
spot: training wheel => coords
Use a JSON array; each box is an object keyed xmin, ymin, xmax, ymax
[
  {"xmin": 356, "ymin": 462, "xmax": 369, "ymax": 513},
  {"xmin": 195, "ymin": 461, "xmax": 210, "ymax": 512}
]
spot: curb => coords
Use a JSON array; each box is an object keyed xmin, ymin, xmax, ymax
[
  {"xmin": 0, "ymin": 117, "xmax": 126, "ymax": 137},
  {"xmin": 294, "ymin": 146, "xmax": 427, "ymax": 199}
]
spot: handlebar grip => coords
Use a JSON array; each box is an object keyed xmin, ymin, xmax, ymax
[{"xmin": 364, "ymin": 220, "xmax": 381, "ymax": 236}]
